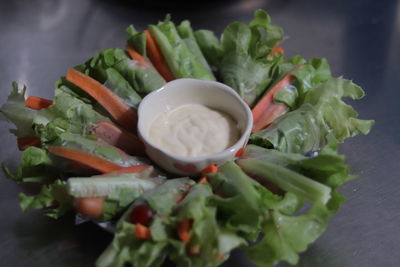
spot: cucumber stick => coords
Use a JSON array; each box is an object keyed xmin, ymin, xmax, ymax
[{"xmin": 68, "ymin": 174, "xmax": 163, "ymax": 198}]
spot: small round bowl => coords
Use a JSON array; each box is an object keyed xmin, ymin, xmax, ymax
[{"xmin": 137, "ymin": 78, "xmax": 253, "ymax": 176}]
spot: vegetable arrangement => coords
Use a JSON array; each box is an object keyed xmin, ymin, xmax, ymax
[{"xmin": 0, "ymin": 10, "xmax": 374, "ymax": 267}]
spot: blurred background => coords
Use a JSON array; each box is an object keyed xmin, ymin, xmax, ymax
[{"xmin": 0, "ymin": 0, "xmax": 399, "ymax": 266}]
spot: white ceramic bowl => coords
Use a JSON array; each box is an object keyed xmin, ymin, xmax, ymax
[{"xmin": 137, "ymin": 78, "xmax": 253, "ymax": 176}]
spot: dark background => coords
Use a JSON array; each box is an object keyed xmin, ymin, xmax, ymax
[{"xmin": 0, "ymin": 0, "xmax": 399, "ymax": 266}]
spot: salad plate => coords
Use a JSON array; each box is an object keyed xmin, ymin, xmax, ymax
[{"xmin": 0, "ymin": 9, "xmax": 374, "ymax": 267}]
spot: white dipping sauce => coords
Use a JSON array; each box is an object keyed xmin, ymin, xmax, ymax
[{"xmin": 148, "ymin": 104, "xmax": 240, "ymax": 157}]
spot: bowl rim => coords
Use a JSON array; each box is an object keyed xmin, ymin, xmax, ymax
[{"xmin": 137, "ymin": 78, "xmax": 253, "ymax": 163}]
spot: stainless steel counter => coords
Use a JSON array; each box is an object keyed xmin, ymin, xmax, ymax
[{"xmin": 0, "ymin": 0, "xmax": 398, "ymax": 266}]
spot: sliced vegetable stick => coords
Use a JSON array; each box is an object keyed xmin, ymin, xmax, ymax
[
  {"xmin": 177, "ymin": 219, "xmax": 193, "ymax": 243},
  {"xmin": 17, "ymin": 136, "xmax": 41, "ymax": 150},
  {"xmin": 252, "ymin": 65, "xmax": 302, "ymax": 132},
  {"xmin": 145, "ymin": 29, "xmax": 174, "ymax": 82},
  {"xmin": 235, "ymin": 147, "xmax": 244, "ymax": 158},
  {"xmin": 135, "ymin": 223, "xmax": 151, "ymax": 240},
  {"xmin": 201, "ymin": 164, "xmax": 218, "ymax": 174},
  {"xmin": 198, "ymin": 177, "xmax": 208, "ymax": 184},
  {"xmin": 66, "ymin": 68, "xmax": 137, "ymax": 133},
  {"xmin": 126, "ymin": 45, "xmax": 146, "ymax": 62},
  {"xmin": 48, "ymin": 146, "xmax": 124, "ymax": 173},
  {"xmin": 74, "ymin": 197, "xmax": 104, "ymax": 219},
  {"xmin": 90, "ymin": 121, "xmax": 145, "ymax": 156},
  {"xmin": 115, "ymin": 165, "xmax": 150, "ymax": 174},
  {"xmin": 126, "ymin": 45, "xmax": 152, "ymax": 68},
  {"xmin": 252, "ymin": 103, "xmax": 288, "ymax": 133},
  {"xmin": 269, "ymin": 46, "xmax": 285, "ymax": 57},
  {"xmin": 25, "ymin": 96, "xmax": 53, "ymax": 110}
]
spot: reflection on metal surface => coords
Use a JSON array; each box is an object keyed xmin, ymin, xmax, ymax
[
  {"xmin": 39, "ymin": 0, "xmax": 68, "ymax": 30},
  {"xmin": 17, "ymin": 48, "xmax": 30, "ymax": 90}
]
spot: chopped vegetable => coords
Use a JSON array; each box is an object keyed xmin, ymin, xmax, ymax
[
  {"xmin": 48, "ymin": 146, "xmax": 135, "ymax": 174},
  {"xmin": 25, "ymin": 96, "xmax": 53, "ymax": 110},
  {"xmin": 90, "ymin": 121, "xmax": 145, "ymax": 156},
  {"xmin": 66, "ymin": 68, "xmax": 138, "ymax": 133},
  {"xmin": 201, "ymin": 164, "xmax": 218, "ymax": 174},
  {"xmin": 17, "ymin": 136, "xmax": 41, "ymax": 150},
  {"xmin": 130, "ymin": 204, "xmax": 154, "ymax": 225},
  {"xmin": 177, "ymin": 219, "xmax": 193, "ymax": 243},
  {"xmin": 252, "ymin": 66, "xmax": 300, "ymax": 132},
  {"xmin": 74, "ymin": 197, "xmax": 105, "ymax": 219},
  {"xmin": 135, "ymin": 223, "xmax": 151, "ymax": 240},
  {"xmin": 145, "ymin": 29, "xmax": 174, "ymax": 81}
]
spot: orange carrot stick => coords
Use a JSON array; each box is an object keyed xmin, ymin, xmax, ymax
[
  {"xmin": 126, "ymin": 45, "xmax": 152, "ymax": 68},
  {"xmin": 135, "ymin": 223, "xmax": 151, "ymax": 240},
  {"xmin": 198, "ymin": 177, "xmax": 208, "ymax": 184},
  {"xmin": 252, "ymin": 65, "xmax": 302, "ymax": 132},
  {"xmin": 25, "ymin": 96, "xmax": 53, "ymax": 110},
  {"xmin": 126, "ymin": 45, "xmax": 146, "ymax": 62},
  {"xmin": 145, "ymin": 29, "xmax": 174, "ymax": 82},
  {"xmin": 66, "ymin": 68, "xmax": 137, "ymax": 133},
  {"xmin": 201, "ymin": 164, "xmax": 218, "ymax": 175},
  {"xmin": 17, "ymin": 137, "xmax": 41, "ymax": 150},
  {"xmin": 269, "ymin": 46, "xmax": 285, "ymax": 57},
  {"xmin": 252, "ymin": 103, "xmax": 288, "ymax": 132},
  {"xmin": 48, "ymin": 146, "xmax": 124, "ymax": 174},
  {"xmin": 115, "ymin": 165, "xmax": 150, "ymax": 174},
  {"xmin": 90, "ymin": 121, "xmax": 145, "ymax": 156},
  {"xmin": 177, "ymin": 219, "xmax": 193, "ymax": 243},
  {"xmin": 234, "ymin": 147, "xmax": 244, "ymax": 158}
]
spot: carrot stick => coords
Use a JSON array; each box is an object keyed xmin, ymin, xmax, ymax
[
  {"xmin": 201, "ymin": 164, "xmax": 218, "ymax": 175},
  {"xmin": 115, "ymin": 165, "xmax": 150, "ymax": 174},
  {"xmin": 66, "ymin": 68, "xmax": 137, "ymax": 133},
  {"xmin": 177, "ymin": 219, "xmax": 193, "ymax": 243},
  {"xmin": 126, "ymin": 45, "xmax": 146, "ymax": 62},
  {"xmin": 17, "ymin": 137, "xmax": 41, "ymax": 150},
  {"xmin": 145, "ymin": 29, "xmax": 174, "ymax": 82},
  {"xmin": 234, "ymin": 147, "xmax": 244, "ymax": 158},
  {"xmin": 90, "ymin": 121, "xmax": 145, "ymax": 156},
  {"xmin": 252, "ymin": 65, "xmax": 302, "ymax": 132},
  {"xmin": 48, "ymin": 146, "xmax": 124, "ymax": 174},
  {"xmin": 25, "ymin": 96, "xmax": 53, "ymax": 110},
  {"xmin": 252, "ymin": 103, "xmax": 288, "ymax": 132},
  {"xmin": 135, "ymin": 223, "xmax": 151, "ymax": 240},
  {"xmin": 198, "ymin": 177, "xmax": 208, "ymax": 184},
  {"xmin": 269, "ymin": 46, "xmax": 285, "ymax": 57}
]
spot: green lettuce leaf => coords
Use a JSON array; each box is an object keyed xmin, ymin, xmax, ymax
[
  {"xmin": 148, "ymin": 16, "xmax": 215, "ymax": 80},
  {"xmin": 250, "ymin": 77, "xmax": 375, "ymax": 153},
  {"xmin": 19, "ymin": 179, "xmax": 73, "ymax": 219},
  {"xmin": 218, "ymin": 10, "xmax": 284, "ymax": 106},
  {"xmin": 177, "ymin": 20, "xmax": 213, "ymax": 74},
  {"xmin": 97, "ymin": 178, "xmax": 194, "ymax": 267},
  {"xmin": 272, "ymin": 56, "xmax": 331, "ymax": 108},
  {"xmin": 240, "ymin": 143, "xmax": 354, "ymax": 212},
  {"xmin": 88, "ymin": 48, "xmax": 165, "ymax": 94},
  {"xmin": 33, "ymin": 86, "xmax": 110, "ymax": 144},
  {"xmin": 0, "ymin": 82, "xmax": 37, "ymax": 137},
  {"xmin": 194, "ymin": 29, "xmax": 223, "ymax": 69},
  {"xmin": 2, "ymin": 146, "xmax": 58, "ymax": 183},
  {"xmin": 206, "ymin": 161, "xmax": 265, "ymax": 240},
  {"xmin": 246, "ymin": 193, "xmax": 330, "ymax": 267},
  {"xmin": 236, "ymin": 144, "xmax": 356, "ymax": 266}
]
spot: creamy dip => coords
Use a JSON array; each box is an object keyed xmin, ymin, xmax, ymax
[{"xmin": 148, "ymin": 104, "xmax": 240, "ymax": 157}]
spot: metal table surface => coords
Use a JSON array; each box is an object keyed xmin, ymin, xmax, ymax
[{"xmin": 0, "ymin": 0, "xmax": 398, "ymax": 266}]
